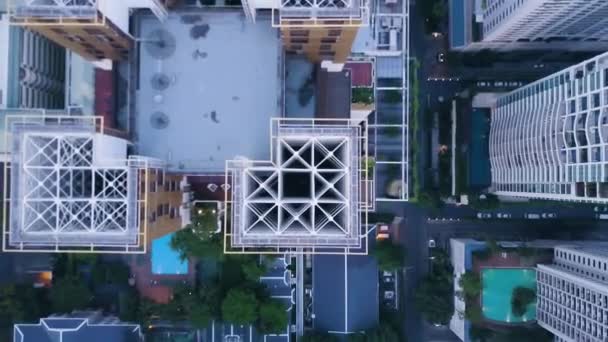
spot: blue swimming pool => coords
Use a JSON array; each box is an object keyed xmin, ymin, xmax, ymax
[{"xmin": 151, "ymin": 232, "xmax": 188, "ymax": 275}]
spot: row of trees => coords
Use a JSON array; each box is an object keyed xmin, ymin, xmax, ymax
[{"xmin": 414, "ymin": 249, "xmax": 454, "ymax": 325}]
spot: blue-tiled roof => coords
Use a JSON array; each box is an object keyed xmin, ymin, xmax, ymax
[{"xmin": 14, "ymin": 318, "xmax": 142, "ymax": 342}]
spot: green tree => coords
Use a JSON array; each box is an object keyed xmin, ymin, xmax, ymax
[
  {"xmin": 414, "ymin": 274, "xmax": 454, "ymax": 325},
  {"xmin": 258, "ymin": 299, "xmax": 288, "ymax": 334},
  {"xmin": 50, "ymin": 277, "xmax": 92, "ymax": 313},
  {"xmin": 373, "ymin": 239, "xmax": 405, "ymax": 271},
  {"xmin": 511, "ymin": 286, "xmax": 536, "ymax": 317},
  {"xmin": 221, "ymin": 288, "xmax": 258, "ymax": 324},
  {"xmin": 458, "ymin": 272, "xmax": 481, "ymax": 299},
  {"xmin": 190, "ymin": 304, "xmax": 213, "ymax": 328},
  {"xmin": 241, "ymin": 258, "xmax": 267, "ymax": 282},
  {"xmin": 170, "ymin": 226, "xmax": 223, "ymax": 261}
]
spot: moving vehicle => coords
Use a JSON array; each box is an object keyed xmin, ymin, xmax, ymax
[
  {"xmin": 542, "ymin": 213, "xmax": 557, "ymax": 219},
  {"xmin": 477, "ymin": 212, "xmax": 492, "ymax": 219},
  {"xmin": 525, "ymin": 213, "xmax": 540, "ymax": 219},
  {"xmin": 496, "ymin": 213, "xmax": 512, "ymax": 219}
]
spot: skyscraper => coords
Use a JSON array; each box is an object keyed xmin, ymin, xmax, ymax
[
  {"xmin": 490, "ymin": 51, "xmax": 608, "ymax": 202},
  {"xmin": 537, "ymin": 245, "xmax": 608, "ymax": 341},
  {"xmin": 450, "ymin": 0, "xmax": 608, "ymax": 51},
  {"xmin": 6, "ymin": 0, "xmax": 168, "ymax": 61}
]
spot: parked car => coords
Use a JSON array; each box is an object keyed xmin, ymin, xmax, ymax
[
  {"xmin": 382, "ymin": 271, "xmax": 394, "ymax": 283},
  {"xmin": 477, "ymin": 212, "xmax": 492, "ymax": 219},
  {"xmin": 384, "ymin": 290, "xmax": 395, "ymax": 300},
  {"xmin": 597, "ymin": 214, "xmax": 608, "ymax": 220},
  {"xmin": 525, "ymin": 213, "xmax": 540, "ymax": 219},
  {"xmin": 593, "ymin": 206, "xmax": 608, "ymax": 212},
  {"xmin": 542, "ymin": 213, "xmax": 557, "ymax": 219},
  {"xmin": 477, "ymin": 81, "xmax": 488, "ymax": 87},
  {"xmin": 496, "ymin": 213, "xmax": 512, "ymax": 219},
  {"xmin": 428, "ymin": 239, "xmax": 436, "ymax": 248},
  {"xmin": 437, "ymin": 53, "xmax": 445, "ymax": 63},
  {"xmin": 376, "ymin": 223, "xmax": 390, "ymax": 240}
]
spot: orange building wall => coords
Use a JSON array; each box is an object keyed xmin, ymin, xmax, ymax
[
  {"xmin": 281, "ymin": 20, "xmax": 360, "ymax": 63},
  {"xmin": 139, "ymin": 169, "xmax": 184, "ymax": 243}
]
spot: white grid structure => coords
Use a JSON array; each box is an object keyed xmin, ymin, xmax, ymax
[
  {"xmin": 4, "ymin": 115, "xmax": 158, "ymax": 253},
  {"xmin": 490, "ymin": 51, "xmax": 608, "ymax": 202},
  {"xmin": 537, "ymin": 246, "xmax": 608, "ymax": 342},
  {"xmin": 225, "ymin": 118, "xmax": 369, "ymax": 254}
]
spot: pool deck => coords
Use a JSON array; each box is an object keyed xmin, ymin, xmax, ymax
[{"xmin": 128, "ymin": 251, "xmax": 195, "ymax": 304}]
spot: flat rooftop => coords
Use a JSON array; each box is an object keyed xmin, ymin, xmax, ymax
[
  {"xmin": 226, "ymin": 119, "xmax": 363, "ymax": 251},
  {"xmin": 134, "ymin": 11, "xmax": 281, "ymax": 172}
]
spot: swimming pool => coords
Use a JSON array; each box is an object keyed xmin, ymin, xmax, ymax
[
  {"xmin": 481, "ymin": 268, "xmax": 536, "ymax": 323},
  {"xmin": 151, "ymin": 232, "xmax": 188, "ymax": 275}
]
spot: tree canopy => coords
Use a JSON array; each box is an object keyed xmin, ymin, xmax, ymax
[
  {"xmin": 414, "ymin": 248, "xmax": 454, "ymax": 325},
  {"xmin": 221, "ymin": 288, "xmax": 259, "ymax": 325},
  {"xmin": 511, "ymin": 287, "xmax": 536, "ymax": 317},
  {"xmin": 258, "ymin": 299, "xmax": 288, "ymax": 334},
  {"xmin": 170, "ymin": 206, "xmax": 223, "ymax": 260},
  {"xmin": 50, "ymin": 276, "xmax": 92, "ymax": 313},
  {"xmin": 458, "ymin": 272, "xmax": 481, "ymax": 300},
  {"xmin": 373, "ymin": 239, "xmax": 405, "ymax": 271}
]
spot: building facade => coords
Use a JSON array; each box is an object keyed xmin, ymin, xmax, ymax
[
  {"xmin": 537, "ymin": 245, "xmax": 608, "ymax": 342},
  {"xmin": 242, "ymin": 0, "xmax": 368, "ymax": 63},
  {"xmin": 490, "ymin": 51, "xmax": 608, "ymax": 202},
  {"xmin": 6, "ymin": 0, "xmax": 168, "ymax": 61},
  {"xmin": 450, "ymin": 0, "xmax": 608, "ymax": 51}
]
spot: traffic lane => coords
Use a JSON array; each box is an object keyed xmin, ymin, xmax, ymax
[{"xmin": 426, "ymin": 220, "xmax": 608, "ymax": 244}]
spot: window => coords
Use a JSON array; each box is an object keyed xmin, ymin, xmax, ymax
[
  {"xmin": 163, "ymin": 203, "xmax": 170, "ymax": 215},
  {"xmin": 169, "ymin": 207, "xmax": 176, "ymax": 219},
  {"xmin": 291, "ymin": 38, "xmax": 308, "ymax": 44},
  {"xmin": 290, "ymin": 30, "xmax": 309, "ymax": 37},
  {"xmin": 321, "ymin": 37, "xmax": 337, "ymax": 44},
  {"xmin": 157, "ymin": 204, "xmax": 163, "ymax": 216},
  {"xmin": 319, "ymin": 44, "xmax": 333, "ymax": 51},
  {"xmin": 150, "ymin": 211, "xmax": 156, "ymax": 223},
  {"xmin": 327, "ymin": 29, "xmax": 341, "ymax": 36},
  {"xmin": 149, "ymin": 181, "xmax": 157, "ymax": 193}
]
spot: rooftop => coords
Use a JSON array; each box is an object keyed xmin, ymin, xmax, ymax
[
  {"xmin": 13, "ymin": 314, "xmax": 142, "ymax": 342},
  {"xmin": 226, "ymin": 118, "xmax": 368, "ymax": 252},
  {"xmin": 5, "ymin": 115, "xmax": 152, "ymax": 253},
  {"xmin": 133, "ymin": 11, "xmax": 281, "ymax": 173}
]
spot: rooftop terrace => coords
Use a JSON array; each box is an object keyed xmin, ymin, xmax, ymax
[{"xmin": 134, "ymin": 11, "xmax": 281, "ymax": 173}]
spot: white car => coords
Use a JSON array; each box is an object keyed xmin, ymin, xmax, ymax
[
  {"xmin": 477, "ymin": 212, "xmax": 492, "ymax": 219},
  {"xmin": 542, "ymin": 213, "xmax": 557, "ymax": 219},
  {"xmin": 594, "ymin": 206, "xmax": 608, "ymax": 212},
  {"xmin": 428, "ymin": 239, "xmax": 436, "ymax": 248},
  {"xmin": 496, "ymin": 213, "xmax": 512, "ymax": 219},
  {"xmin": 525, "ymin": 213, "xmax": 540, "ymax": 219}
]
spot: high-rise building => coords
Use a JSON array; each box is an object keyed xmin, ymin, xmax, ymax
[
  {"xmin": 1, "ymin": 7, "xmax": 65, "ymax": 110},
  {"xmin": 450, "ymin": 0, "xmax": 608, "ymax": 51},
  {"xmin": 537, "ymin": 245, "xmax": 608, "ymax": 342},
  {"xmin": 490, "ymin": 51, "xmax": 608, "ymax": 203},
  {"xmin": 242, "ymin": 0, "xmax": 369, "ymax": 63},
  {"xmin": 6, "ymin": 0, "xmax": 169, "ymax": 61},
  {"xmin": 3, "ymin": 115, "xmax": 186, "ymax": 253}
]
